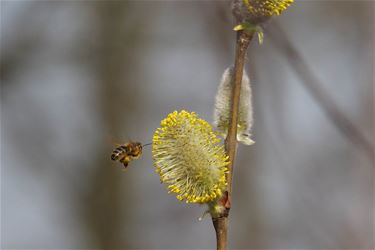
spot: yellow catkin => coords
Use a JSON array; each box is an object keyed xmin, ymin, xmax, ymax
[
  {"xmin": 152, "ymin": 110, "xmax": 229, "ymax": 204},
  {"xmin": 244, "ymin": 0, "xmax": 294, "ymax": 18}
]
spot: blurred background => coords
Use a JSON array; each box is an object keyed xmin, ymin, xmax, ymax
[{"xmin": 1, "ymin": 0, "xmax": 374, "ymax": 249}]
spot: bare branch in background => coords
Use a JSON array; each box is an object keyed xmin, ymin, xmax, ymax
[{"xmin": 268, "ymin": 22, "xmax": 375, "ymax": 162}]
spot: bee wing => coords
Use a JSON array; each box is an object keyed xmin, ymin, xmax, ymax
[
  {"xmin": 106, "ymin": 134, "xmax": 133, "ymax": 147},
  {"xmin": 106, "ymin": 134, "xmax": 122, "ymax": 147}
]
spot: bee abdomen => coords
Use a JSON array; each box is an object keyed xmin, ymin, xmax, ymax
[
  {"xmin": 111, "ymin": 147, "xmax": 124, "ymax": 161},
  {"xmin": 111, "ymin": 153, "xmax": 118, "ymax": 161}
]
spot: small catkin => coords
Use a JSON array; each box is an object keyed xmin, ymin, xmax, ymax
[{"xmin": 213, "ymin": 66, "xmax": 255, "ymax": 145}]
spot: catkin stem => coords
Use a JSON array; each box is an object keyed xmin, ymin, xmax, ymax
[{"xmin": 212, "ymin": 30, "xmax": 254, "ymax": 250}]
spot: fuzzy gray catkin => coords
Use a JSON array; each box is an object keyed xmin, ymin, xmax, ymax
[{"xmin": 213, "ymin": 66, "xmax": 254, "ymax": 145}]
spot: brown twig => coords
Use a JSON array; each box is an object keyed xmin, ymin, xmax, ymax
[
  {"xmin": 212, "ymin": 216, "xmax": 229, "ymax": 250},
  {"xmin": 211, "ymin": 30, "xmax": 254, "ymax": 250},
  {"xmin": 225, "ymin": 31, "xmax": 254, "ymax": 197}
]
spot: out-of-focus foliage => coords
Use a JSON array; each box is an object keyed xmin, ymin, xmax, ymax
[{"xmin": 1, "ymin": 1, "xmax": 373, "ymax": 249}]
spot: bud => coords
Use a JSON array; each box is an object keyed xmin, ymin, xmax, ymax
[
  {"xmin": 152, "ymin": 111, "xmax": 229, "ymax": 204},
  {"xmin": 213, "ymin": 67, "xmax": 255, "ymax": 145}
]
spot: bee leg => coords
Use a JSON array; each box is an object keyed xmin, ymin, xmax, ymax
[{"xmin": 119, "ymin": 156, "xmax": 130, "ymax": 169}]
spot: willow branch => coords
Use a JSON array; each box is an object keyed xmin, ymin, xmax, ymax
[
  {"xmin": 212, "ymin": 216, "xmax": 228, "ymax": 250},
  {"xmin": 211, "ymin": 30, "xmax": 254, "ymax": 250},
  {"xmin": 225, "ymin": 30, "xmax": 253, "ymax": 198}
]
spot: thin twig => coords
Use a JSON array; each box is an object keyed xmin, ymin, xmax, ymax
[
  {"xmin": 226, "ymin": 31, "xmax": 254, "ymax": 198},
  {"xmin": 211, "ymin": 30, "xmax": 254, "ymax": 250},
  {"xmin": 212, "ymin": 217, "xmax": 228, "ymax": 250},
  {"xmin": 268, "ymin": 23, "xmax": 375, "ymax": 161}
]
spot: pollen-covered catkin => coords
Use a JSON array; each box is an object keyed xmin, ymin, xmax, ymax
[
  {"xmin": 233, "ymin": 0, "xmax": 294, "ymax": 25},
  {"xmin": 213, "ymin": 66, "xmax": 254, "ymax": 145},
  {"xmin": 152, "ymin": 110, "xmax": 229, "ymax": 204}
]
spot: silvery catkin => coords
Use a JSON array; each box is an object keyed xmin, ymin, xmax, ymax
[{"xmin": 213, "ymin": 66, "xmax": 254, "ymax": 145}]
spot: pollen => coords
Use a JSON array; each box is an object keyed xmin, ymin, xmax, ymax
[
  {"xmin": 152, "ymin": 110, "xmax": 229, "ymax": 204},
  {"xmin": 244, "ymin": 0, "xmax": 294, "ymax": 18}
]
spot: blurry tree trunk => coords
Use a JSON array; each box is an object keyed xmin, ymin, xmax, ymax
[{"xmin": 83, "ymin": 2, "xmax": 141, "ymax": 248}]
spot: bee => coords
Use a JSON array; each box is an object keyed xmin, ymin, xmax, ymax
[{"xmin": 111, "ymin": 142, "xmax": 151, "ymax": 168}]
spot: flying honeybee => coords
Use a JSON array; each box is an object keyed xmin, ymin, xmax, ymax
[{"xmin": 111, "ymin": 142, "xmax": 151, "ymax": 168}]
